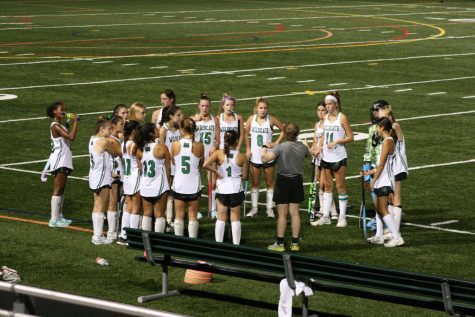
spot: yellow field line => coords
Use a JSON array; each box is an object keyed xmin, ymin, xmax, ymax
[{"xmin": 0, "ymin": 215, "xmax": 92, "ymax": 233}]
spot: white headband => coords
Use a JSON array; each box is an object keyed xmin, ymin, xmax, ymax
[{"xmin": 324, "ymin": 95, "xmax": 338, "ymax": 104}]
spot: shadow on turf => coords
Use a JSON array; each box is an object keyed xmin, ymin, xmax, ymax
[{"xmin": 180, "ymin": 289, "xmax": 349, "ymax": 317}]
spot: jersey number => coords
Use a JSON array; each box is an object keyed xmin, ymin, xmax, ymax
[
  {"xmin": 123, "ymin": 158, "xmax": 131, "ymax": 176},
  {"xmin": 325, "ymin": 132, "xmax": 334, "ymax": 144},
  {"xmin": 257, "ymin": 135, "xmax": 264, "ymax": 147},
  {"xmin": 226, "ymin": 166, "xmax": 232, "ymax": 177},
  {"xmin": 142, "ymin": 160, "xmax": 156, "ymax": 178},
  {"xmin": 181, "ymin": 156, "xmax": 190, "ymax": 174},
  {"xmin": 199, "ymin": 132, "xmax": 212, "ymax": 145}
]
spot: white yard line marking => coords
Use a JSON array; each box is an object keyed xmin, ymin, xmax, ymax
[
  {"xmin": 0, "ymin": 154, "xmax": 89, "ymax": 167},
  {"xmin": 150, "ymin": 66, "xmax": 168, "ymax": 69},
  {"xmin": 328, "ymin": 82, "xmax": 347, "ymax": 86},
  {"xmin": 178, "ymin": 69, "xmax": 195, "ymax": 72},
  {"xmin": 381, "ymin": 31, "xmax": 395, "ymax": 33},
  {"xmin": 0, "ymin": 166, "xmax": 88, "ymax": 181},
  {"xmin": 267, "ymin": 77, "xmax": 286, "ymax": 80},
  {"xmin": 395, "ymin": 88, "xmax": 413, "ymax": 92},
  {"xmin": 403, "ymin": 222, "xmax": 474, "ymax": 235},
  {"xmin": 297, "ymin": 80, "xmax": 315, "ymax": 83},
  {"xmin": 430, "ymin": 220, "xmax": 459, "ymax": 226},
  {"xmin": 15, "ymin": 53, "xmax": 35, "ymax": 56},
  {"xmin": 92, "ymin": 61, "xmax": 113, "ymax": 64},
  {"xmin": 462, "ymin": 95, "xmax": 475, "ymax": 99},
  {"xmin": 427, "ymin": 92, "xmax": 446, "ymax": 95},
  {"xmin": 121, "ymin": 63, "xmax": 139, "ymax": 66},
  {"xmin": 0, "ymin": 51, "xmax": 8, "ymax": 54},
  {"xmin": 237, "ymin": 74, "xmax": 256, "ymax": 78}
]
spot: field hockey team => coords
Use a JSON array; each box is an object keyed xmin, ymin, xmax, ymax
[{"xmin": 45, "ymin": 89, "xmax": 408, "ymax": 249}]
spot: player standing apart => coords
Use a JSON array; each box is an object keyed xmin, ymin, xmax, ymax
[
  {"xmin": 310, "ymin": 101, "xmax": 337, "ymax": 222},
  {"xmin": 204, "ymin": 130, "xmax": 248, "ymax": 245},
  {"xmin": 379, "ymin": 104, "xmax": 408, "ymax": 238},
  {"xmin": 263, "ymin": 122, "xmax": 311, "ymax": 252},
  {"xmin": 89, "ymin": 117, "xmax": 122, "ymax": 245},
  {"xmin": 313, "ymin": 92, "xmax": 354, "ymax": 227},
  {"xmin": 136, "ymin": 123, "xmax": 171, "ymax": 233},
  {"xmin": 171, "ymin": 118, "xmax": 204, "ymax": 238},
  {"xmin": 245, "ymin": 97, "xmax": 285, "ymax": 218},
  {"xmin": 191, "ymin": 94, "xmax": 220, "ymax": 218},
  {"xmin": 366, "ymin": 117, "xmax": 404, "ymax": 247},
  {"xmin": 45, "ymin": 101, "xmax": 78, "ymax": 228}
]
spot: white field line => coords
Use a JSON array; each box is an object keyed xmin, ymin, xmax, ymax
[
  {"xmin": 402, "ymin": 222, "xmax": 475, "ymax": 235},
  {"xmin": 0, "ymin": 166, "xmax": 88, "ymax": 181},
  {"xmin": 395, "ymin": 88, "xmax": 413, "ymax": 92},
  {"xmin": 297, "ymin": 80, "xmax": 315, "ymax": 83},
  {"xmin": 462, "ymin": 95, "xmax": 475, "ymax": 99},
  {"xmin": 0, "ymin": 154, "xmax": 89, "ymax": 167},
  {"xmin": 430, "ymin": 220, "xmax": 459, "ymax": 226},
  {"xmin": 2, "ymin": 9, "xmax": 474, "ymax": 31},
  {"xmin": 427, "ymin": 92, "xmax": 446, "ymax": 95}
]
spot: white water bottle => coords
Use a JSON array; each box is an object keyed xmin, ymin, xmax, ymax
[{"xmin": 96, "ymin": 257, "xmax": 109, "ymax": 266}]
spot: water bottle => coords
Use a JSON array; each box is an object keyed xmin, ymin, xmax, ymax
[
  {"xmin": 363, "ymin": 163, "xmax": 371, "ymax": 181},
  {"xmin": 96, "ymin": 257, "xmax": 109, "ymax": 266},
  {"xmin": 62, "ymin": 112, "xmax": 81, "ymax": 121}
]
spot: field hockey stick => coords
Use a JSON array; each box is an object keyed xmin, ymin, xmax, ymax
[
  {"xmin": 360, "ymin": 172, "xmax": 368, "ymax": 240},
  {"xmin": 308, "ymin": 158, "xmax": 317, "ymax": 221},
  {"xmin": 242, "ymin": 159, "xmax": 251, "ymax": 217},
  {"xmin": 208, "ymin": 170, "xmax": 213, "ymax": 218},
  {"xmin": 40, "ymin": 160, "xmax": 50, "ymax": 182}
]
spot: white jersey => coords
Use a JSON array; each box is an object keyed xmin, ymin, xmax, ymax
[
  {"xmin": 393, "ymin": 137, "xmax": 408, "ymax": 176},
  {"xmin": 88, "ymin": 136, "xmax": 113, "ymax": 190},
  {"xmin": 374, "ymin": 137, "xmax": 395, "ymax": 190},
  {"xmin": 122, "ymin": 141, "xmax": 141, "ymax": 195},
  {"xmin": 321, "ymin": 113, "xmax": 348, "ymax": 163},
  {"xmin": 140, "ymin": 142, "xmax": 169, "ymax": 198},
  {"xmin": 194, "ymin": 116, "xmax": 216, "ymax": 160},
  {"xmin": 216, "ymin": 150, "xmax": 242, "ymax": 194},
  {"xmin": 219, "ymin": 113, "xmax": 239, "ymax": 150},
  {"xmin": 110, "ymin": 135, "xmax": 123, "ymax": 181},
  {"xmin": 172, "ymin": 139, "xmax": 201, "ymax": 194},
  {"xmin": 163, "ymin": 123, "xmax": 181, "ymax": 176},
  {"xmin": 314, "ymin": 121, "xmax": 325, "ymax": 166},
  {"xmin": 250, "ymin": 115, "xmax": 273, "ymax": 165},
  {"xmin": 48, "ymin": 122, "xmax": 73, "ymax": 171}
]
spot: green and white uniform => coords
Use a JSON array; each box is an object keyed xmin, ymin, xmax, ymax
[
  {"xmin": 140, "ymin": 142, "xmax": 169, "ymax": 198},
  {"xmin": 322, "ymin": 113, "xmax": 347, "ymax": 163},
  {"xmin": 374, "ymin": 137, "xmax": 395, "ymax": 190},
  {"xmin": 219, "ymin": 113, "xmax": 239, "ymax": 150},
  {"xmin": 88, "ymin": 136, "xmax": 112, "ymax": 190},
  {"xmin": 172, "ymin": 139, "xmax": 201, "ymax": 195},
  {"xmin": 122, "ymin": 140, "xmax": 140, "ymax": 195},
  {"xmin": 194, "ymin": 117, "xmax": 216, "ymax": 160},
  {"xmin": 48, "ymin": 122, "xmax": 73, "ymax": 172},
  {"xmin": 216, "ymin": 150, "xmax": 242, "ymax": 194},
  {"xmin": 250, "ymin": 114, "xmax": 273, "ymax": 165}
]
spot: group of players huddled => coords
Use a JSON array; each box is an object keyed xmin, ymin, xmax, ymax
[{"xmin": 44, "ymin": 89, "xmax": 408, "ymax": 249}]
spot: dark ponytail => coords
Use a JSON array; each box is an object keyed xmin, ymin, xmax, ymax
[
  {"xmin": 136, "ymin": 122, "xmax": 156, "ymax": 151},
  {"xmin": 123, "ymin": 120, "xmax": 141, "ymax": 152},
  {"xmin": 223, "ymin": 130, "xmax": 238, "ymax": 159}
]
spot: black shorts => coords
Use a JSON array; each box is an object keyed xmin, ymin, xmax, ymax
[
  {"xmin": 172, "ymin": 190, "xmax": 202, "ymax": 202},
  {"xmin": 273, "ymin": 174, "xmax": 304, "ymax": 204},
  {"xmin": 51, "ymin": 167, "xmax": 72, "ymax": 176},
  {"xmin": 90, "ymin": 184, "xmax": 112, "ymax": 194},
  {"xmin": 250, "ymin": 160, "xmax": 276, "ymax": 169},
  {"xmin": 321, "ymin": 158, "xmax": 347, "ymax": 170},
  {"xmin": 216, "ymin": 192, "xmax": 245, "ymax": 208},
  {"xmin": 395, "ymin": 172, "xmax": 407, "ymax": 182},
  {"xmin": 373, "ymin": 186, "xmax": 393, "ymax": 197},
  {"xmin": 143, "ymin": 190, "xmax": 169, "ymax": 203}
]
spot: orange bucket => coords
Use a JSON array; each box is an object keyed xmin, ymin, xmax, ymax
[{"xmin": 184, "ymin": 261, "xmax": 213, "ymax": 284}]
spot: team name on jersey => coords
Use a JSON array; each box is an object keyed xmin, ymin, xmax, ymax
[
  {"xmin": 220, "ymin": 126, "xmax": 238, "ymax": 132},
  {"xmin": 325, "ymin": 126, "xmax": 341, "ymax": 132},
  {"xmin": 251, "ymin": 127, "xmax": 270, "ymax": 133},
  {"xmin": 196, "ymin": 125, "xmax": 215, "ymax": 132},
  {"xmin": 168, "ymin": 136, "xmax": 181, "ymax": 142}
]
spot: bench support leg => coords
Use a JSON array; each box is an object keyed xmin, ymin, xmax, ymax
[
  {"xmin": 138, "ymin": 252, "xmax": 180, "ymax": 303},
  {"xmin": 441, "ymin": 280, "xmax": 460, "ymax": 316},
  {"xmin": 301, "ymin": 293, "xmax": 308, "ymax": 317}
]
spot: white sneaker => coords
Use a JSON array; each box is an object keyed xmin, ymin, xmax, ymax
[
  {"xmin": 384, "ymin": 237, "xmax": 405, "ymax": 247},
  {"xmin": 197, "ymin": 212, "xmax": 203, "ymax": 220},
  {"xmin": 367, "ymin": 235, "xmax": 384, "ymax": 245},
  {"xmin": 336, "ymin": 218, "xmax": 347, "ymax": 228},
  {"xmin": 266, "ymin": 209, "xmax": 275, "ymax": 218},
  {"xmin": 106, "ymin": 231, "xmax": 117, "ymax": 241},
  {"xmin": 383, "ymin": 229, "xmax": 392, "ymax": 241},
  {"xmin": 211, "ymin": 210, "xmax": 217, "ymax": 219},
  {"xmin": 330, "ymin": 209, "xmax": 338, "ymax": 220},
  {"xmin": 245, "ymin": 208, "xmax": 258, "ymax": 217},
  {"xmin": 92, "ymin": 235, "xmax": 113, "ymax": 245},
  {"xmin": 59, "ymin": 217, "xmax": 72, "ymax": 225},
  {"xmin": 48, "ymin": 219, "xmax": 69, "ymax": 228},
  {"xmin": 311, "ymin": 216, "xmax": 331, "ymax": 226}
]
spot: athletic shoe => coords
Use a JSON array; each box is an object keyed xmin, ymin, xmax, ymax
[
  {"xmin": 92, "ymin": 235, "xmax": 113, "ymax": 245},
  {"xmin": 316, "ymin": 211, "xmax": 323, "ymax": 218},
  {"xmin": 267, "ymin": 242, "xmax": 285, "ymax": 252},
  {"xmin": 58, "ymin": 217, "xmax": 72, "ymax": 225},
  {"xmin": 106, "ymin": 231, "xmax": 117, "ymax": 241},
  {"xmin": 383, "ymin": 229, "xmax": 392, "ymax": 241},
  {"xmin": 211, "ymin": 210, "xmax": 217, "ymax": 220},
  {"xmin": 266, "ymin": 209, "xmax": 275, "ymax": 218},
  {"xmin": 245, "ymin": 208, "xmax": 258, "ymax": 217},
  {"xmin": 336, "ymin": 218, "xmax": 347, "ymax": 228},
  {"xmin": 330, "ymin": 210, "xmax": 339, "ymax": 221},
  {"xmin": 384, "ymin": 237, "xmax": 405, "ymax": 248},
  {"xmin": 48, "ymin": 219, "xmax": 69, "ymax": 228},
  {"xmin": 367, "ymin": 235, "xmax": 384, "ymax": 245},
  {"xmin": 311, "ymin": 216, "xmax": 331, "ymax": 226},
  {"xmin": 197, "ymin": 212, "xmax": 203, "ymax": 220},
  {"xmin": 290, "ymin": 243, "xmax": 300, "ymax": 252},
  {"xmin": 116, "ymin": 237, "xmax": 128, "ymax": 246}
]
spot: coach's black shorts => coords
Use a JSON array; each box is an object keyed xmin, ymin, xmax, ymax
[
  {"xmin": 172, "ymin": 190, "xmax": 202, "ymax": 202},
  {"xmin": 143, "ymin": 190, "xmax": 169, "ymax": 204},
  {"xmin": 273, "ymin": 174, "xmax": 304, "ymax": 204},
  {"xmin": 216, "ymin": 192, "xmax": 245, "ymax": 208},
  {"xmin": 51, "ymin": 167, "xmax": 73, "ymax": 176},
  {"xmin": 395, "ymin": 172, "xmax": 407, "ymax": 182},
  {"xmin": 250, "ymin": 160, "xmax": 276, "ymax": 169},
  {"xmin": 321, "ymin": 158, "xmax": 347, "ymax": 171},
  {"xmin": 90, "ymin": 184, "xmax": 112, "ymax": 194},
  {"xmin": 373, "ymin": 186, "xmax": 393, "ymax": 197}
]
